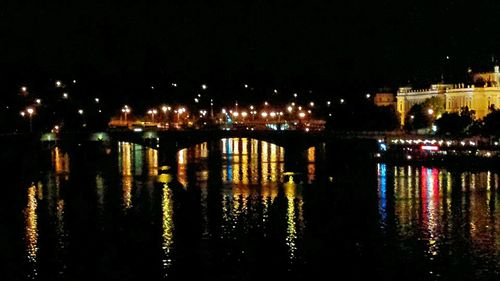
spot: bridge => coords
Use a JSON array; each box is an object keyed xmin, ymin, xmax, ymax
[{"xmin": 33, "ymin": 129, "xmax": 384, "ymax": 174}]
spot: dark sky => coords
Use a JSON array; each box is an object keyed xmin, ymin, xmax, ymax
[{"xmin": 2, "ymin": 0, "xmax": 500, "ymax": 99}]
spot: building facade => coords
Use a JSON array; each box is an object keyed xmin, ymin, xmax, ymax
[
  {"xmin": 396, "ymin": 66, "xmax": 500, "ymax": 125},
  {"xmin": 374, "ymin": 93, "xmax": 396, "ymax": 107}
]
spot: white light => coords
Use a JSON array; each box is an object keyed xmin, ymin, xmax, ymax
[
  {"xmin": 232, "ymin": 111, "xmax": 239, "ymax": 117},
  {"xmin": 27, "ymin": 108, "xmax": 34, "ymax": 115},
  {"xmin": 327, "ymin": 101, "xmax": 331, "ymax": 106},
  {"xmin": 293, "ymin": 93, "xmax": 298, "ymax": 98},
  {"xmin": 428, "ymin": 109, "xmax": 434, "ymax": 115},
  {"xmin": 21, "ymin": 86, "xmax": 27, "ymax": 92},
  {"xmin": 151, "ymin": 86, "xmax": 155, "ymax": 90},
  {"xmin": 299, "ymin": 112, "xmax": 306, "ymax": 118},
  {"xmin": 201, "ymin": 84, "xmax": 207, "ymax": 90},
  {"xmin": 244, "ymin": 84, "xmax": 248, "ymax": 88},
  {"xmin": 35, "ymin": 99, "xmax": 41, "ymax": 104},
  {"xmin": 366, "ymin": 94, "xmax": 371, "ymax": 98},
  {"xmin": 261, "ymin": 112, "xmax": 268, "ymax": 118},
  {"xmin": 340, "ymin": 98, "xmax": 345, "ymax": 104},
  {"xmin": 95, "ymin": 98, "xmax": 99, "ymax": 103},
  {"xmin": 63, "ymin": 93, "xmax": 68, "ymax": 99},
  {"xmin": 55, "ymin": 81, "xmax": 62, "ymax": 87},
  {"xmin": 20, "ymin": 111, "xmax": 25, "ymax": 117},
  {"xmin": 270, "ymin": 112, "xmax": 276, "ymax": 117},
  {"xmin": 194, "ymin": 98, "xmax": 199, "ymax": 103},
  {"xmin": 241, "ymin": 111, "xmax": 248, "ymax": 117},
  {"xmin": 73, "ymin": 80, "xmax": 76, "ymax": 84},
  {"xmin": 287, "ymin": 106, "xmax": 293, "ymax": 112},
  {"xmin": 273, "ymin": 89, "xmax": 278, "ymax": 94},
  {"xmin": 78, "ymin": 109, "xmax": 83, "ymax": 115},
  {"xmin": 309, "ymin": 102, "xmax": 314, "ymax": 107}
]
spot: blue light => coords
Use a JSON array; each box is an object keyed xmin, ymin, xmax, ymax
[{"xmin": 379, "ymin": 143, "xmax": 387, "ymax": 151}]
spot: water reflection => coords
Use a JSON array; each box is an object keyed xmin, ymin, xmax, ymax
[
  {"xmin": 284, "ymin": 177, "xmax": 304, "ymax": 264},
  {"xmin": 25, "ymin": 185, "xmax": 38, "ymax": 280},
  {"xmin": 119, "ymin": 142, "xmax": 133, "ymax": 209},
  {"xmin": 161, "ymin": 185, "xmax": 174, "ymax": 276},
  {"xmin": 222, "ymin": 138, "xmax": 284, "ymax": 185},
  {"xmin": 378, "ymin": 164, "xmax": 500, "ymax": 275},
  {"xmin": 52, "ymin": 147, "xmax": 70, "ymax": 175}
]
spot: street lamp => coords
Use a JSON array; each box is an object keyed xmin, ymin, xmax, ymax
[
  {"xmin": 26, "ymin": 107, "xmax": 34, "ymax": 133},
  {"xmin": 121, "ymin": 105, "xmax": 131, "ymax": 126},
  {"xmin": 161, "ymin": 106, "xmax": 171, "ymax": 128},
  {"xmin": 148, "ymin": 109, "xmax": 157, "ymax": 122}
]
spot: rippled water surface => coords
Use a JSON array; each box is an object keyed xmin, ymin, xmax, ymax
[{"xmin": 1, "ymin": 138, "xmax": 500, "ymax": 280}]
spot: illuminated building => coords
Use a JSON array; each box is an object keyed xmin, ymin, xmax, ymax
[
  {"xmin": 396, "ymin": 66, "xmax": 500, "ymax": 125},
  {"xmin": 374, "ymin": 93, "xmax": 396, "ymax": 107}
]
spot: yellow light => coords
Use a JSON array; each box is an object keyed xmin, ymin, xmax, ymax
[
  {"xmin": 26, "ymin": 108, "xmax": 34, "ymax": 115},
  {"xmin": 261, "ymin": 112, "xmax": 268, "ymax": 118},
  {"xmin": 299, "ymin": 112, "xmax": 306, "ymax": 118},
  {"xmin": 241, "ymin": 111, "xmax": 248, "ymax": 117},
  {"xmin": 287, "ymin": 106, "xmax": 293, "ymax": 112}
]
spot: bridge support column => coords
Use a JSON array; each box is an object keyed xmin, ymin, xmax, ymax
[{"xmin": 158, "ymin": 140, "xmax": 180, "ymax": 172}]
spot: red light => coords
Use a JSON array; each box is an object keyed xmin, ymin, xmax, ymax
[{"xmin": 421, "ymin": 145, "xmax": 439, "ymax": 151}]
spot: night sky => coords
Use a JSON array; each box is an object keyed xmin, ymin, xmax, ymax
[{"xmin": 2, "ymin": 1, "xmax": 500, "ymax": 101}]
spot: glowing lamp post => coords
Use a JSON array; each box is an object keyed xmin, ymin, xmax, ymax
[
  {"xmin": 26, "ymin": 107, "xmax": 34, "ymax": 133},
  {"xmin": 121, "ymin": 105, "xmax": 131, "ymax": 126},
  {"xmin": 148, "ymin": 109, "xmax": 157, "ymax": 122},
  {"xmin": 162, "ymin": 106, "xmax": 171, "ymax": 129}
]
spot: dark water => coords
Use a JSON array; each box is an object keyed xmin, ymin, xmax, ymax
[{"xmin": 1, "ymin": 138, "xmax": 500, "ymax": 280}]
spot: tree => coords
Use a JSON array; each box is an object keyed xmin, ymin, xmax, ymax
[
  {"xmin": 404, "ymin": 104, "xmax": 432, "ymax": 131},
  {"xmin": 434, "ymin": 112, "xmax": 473, "ymax": 136},
  {"xmin": 483, "ymin": 109, "xmax": 500, "ymax": 136}
]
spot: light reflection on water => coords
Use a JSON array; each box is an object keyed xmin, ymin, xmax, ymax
[
  {"xmin": 25, "ymin": 185, "xmax": 38, "ymax": 280},
  {"xmin": 18, "ymin": 139, "xmax": 500, "ymax": 280},
  {"xmin": 377, "ymin": 164, "xmax": 500, "ymax": 277}
]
